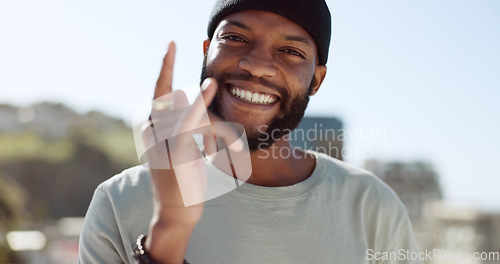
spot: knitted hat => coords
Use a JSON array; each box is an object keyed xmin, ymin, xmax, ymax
[{"xmin": 207, "ymin": 0, "xmax": 332, "ymax": 65}]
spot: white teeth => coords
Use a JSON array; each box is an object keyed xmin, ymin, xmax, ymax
[
  {"xmin": 245, "ymin": 91, "xmax": 252, "ymax": 101},
  {"xmin": 230, "ymin": 87, "xmax": 277, "ymax": 105},
  {"xmin": 258, "ymin": 94, "xmax": 265, "ymax": 104},
  {"xmin": 251, "ymin": 93, "xmax": 259, "ymax": 103}
]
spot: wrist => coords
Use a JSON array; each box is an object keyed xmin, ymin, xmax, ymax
[
  {"xmin": 145, "ymin": 220, "xmax": 195, "ymax": 264},
  {"xmin": 133, "ymin": 234, "xmax": 190, "ymax": 264},
  {"xmin": 153, "ymin": 203, "xmax": 204, "ymax": 228}
]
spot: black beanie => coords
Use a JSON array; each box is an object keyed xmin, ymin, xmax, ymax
[{"xmin": 207, "ymin": 0, "xmax": 332, "ymax": 65}]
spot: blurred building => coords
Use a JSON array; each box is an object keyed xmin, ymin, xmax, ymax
[
  {"xmin": 365, "ymin": 160, "xmax": 500, "ymax": 264},
  {"xmin": 423, "ymin": 202, "xmax": 500, "ymax": 264},
  {"xmin": 290, "ymin": 116, "xmax": 344, "ymax": 160}
]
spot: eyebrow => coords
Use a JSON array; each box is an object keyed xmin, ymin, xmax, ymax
[
  {"xmin": 282, "ymin": 35, "xmax": 314, "ymax": 47},
  {"xmin": 225, "ymin": 20, "xmax": 251, "ymax": 31},
  {"xmin": 224, "ymin": 20, "xmax": 313, "ymax": 48}
]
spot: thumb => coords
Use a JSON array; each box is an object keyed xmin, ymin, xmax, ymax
[
  {"xmin": 200, "ymin": 78, "xmax": 218, "ymax": 108},
  {"xmin": 183, "ymin": 78, "xmax": 218, "ymax": 129}
]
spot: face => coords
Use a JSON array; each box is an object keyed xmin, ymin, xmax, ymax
[{"xmin": 201, "ymin": 10, "xmax": 326, "ymax": 151}]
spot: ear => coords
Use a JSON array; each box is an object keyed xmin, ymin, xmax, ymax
[
  {"xmin": 309, "ymin": 65, "xmax": 327, "ymax": 96},
  {"xmin": 203, "ymin": 39, "xmax": 211, "ymax": 55}
]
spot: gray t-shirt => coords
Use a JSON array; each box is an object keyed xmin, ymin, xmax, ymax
[{"xmin": 79, "ymin": 152, "xmax": 420, "ymax": 263}]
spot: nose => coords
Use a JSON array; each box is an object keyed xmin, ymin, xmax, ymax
[{"xmin": 238, "ymin": 46, "xmax": 277, "ymax": 78}]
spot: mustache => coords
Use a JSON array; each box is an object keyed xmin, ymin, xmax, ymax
[{"xmin": 215, "ymin": 72, "xmax": 290, "ymax": 100}]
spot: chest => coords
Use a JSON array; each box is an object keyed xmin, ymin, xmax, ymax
[{"xmin": 185, "ymin": 196, "xmax": 369, "ymax": 264}]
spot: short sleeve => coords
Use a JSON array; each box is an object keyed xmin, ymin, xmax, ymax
[
  {"xmin": 78, "ymin": 185, "xmax": 128, "ymax": 264},
  {"xmin": 363, "ymin": 177, "xmax": 422, "ymax": 264}
]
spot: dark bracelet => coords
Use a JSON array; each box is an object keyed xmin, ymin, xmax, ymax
[{"xmin": 133, "ymin": 234, "xmax": 190, "ymax": 264}]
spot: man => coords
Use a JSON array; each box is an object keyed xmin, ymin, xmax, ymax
[{"xmin": 79, "ymin": 0, "xmax": 420, "ymax": 263}]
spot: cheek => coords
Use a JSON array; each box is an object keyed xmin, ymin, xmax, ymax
[
  {"xmin": 206, "ymin": 43, "xmax": 223, "ymax": 66},
  {"xmin": 283, "ymin": 67, "xmax": 315, "ymax": 94},
  {"xmin": 279, "ymin": 56, "xmax": 315, "ymax": 79},
  {"xmin": 206, "ymin": 44, "xmax": 241, "ymax": 71},
  {"xmin": 206, "ymin": 48, "xmax": 221, "ymax": 70}
]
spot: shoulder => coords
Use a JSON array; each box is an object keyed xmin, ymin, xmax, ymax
[
  {"xmin": 79, "ymin": 165, "xmax": 153, "ymax": 263},
  {"xmin": 315, "ymin": 152, "xmax": 393, "ymax": 193},
  {"xmin": 314, "ymin": 152, "xmax": 404, "ymax": 210},
  {"xmin": 97, "ymin": 165, "xmax": 152, "ymax": 199},
  {"xmin": 84, "ymin": 165, "xmax": 153, "ymax": 220},
  {"xmin": 89, "ymin": 165, "xmax": 153, "ymax": 217},
  {"xmin": 314, "ymin": 152, "xmax": 419, "ymax": 250}
]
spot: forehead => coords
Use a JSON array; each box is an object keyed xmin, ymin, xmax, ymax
[{"xmin": 215, "ymin": 10, "xmax": 316, "ymax": 47}]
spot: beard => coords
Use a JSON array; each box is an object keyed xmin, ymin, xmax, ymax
[{"xmin": 200, "ymin": 56, "xmax": 315, "ymax": 152}]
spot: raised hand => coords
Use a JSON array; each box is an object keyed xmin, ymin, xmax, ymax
[{"xmin": 141, "ymin": 42, "xmax": 248, "ymax": 264}]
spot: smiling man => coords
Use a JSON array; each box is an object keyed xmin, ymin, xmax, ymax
[
  {"xmin": 204, "ymin": 10, "xmax": 325, "ymax": 154},
  {"xmin": 79, "ymin": 0, "xmax": 420, "ymax": 264}
]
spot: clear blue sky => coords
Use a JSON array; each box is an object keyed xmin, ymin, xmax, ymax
[{"xmin": 1, "ymin": 0, "xmax": 499, "ymax": 211}]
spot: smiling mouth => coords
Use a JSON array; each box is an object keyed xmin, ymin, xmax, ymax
[{"xmin": 229, "ymin": 87, "xmax": 279, "ymax": 105}]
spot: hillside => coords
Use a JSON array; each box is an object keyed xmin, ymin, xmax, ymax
[{"xmin": 0, "ymin": 102, "xmax": 138, "ymax": 222}]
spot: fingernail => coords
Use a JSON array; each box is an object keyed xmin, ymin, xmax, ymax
[
  {"xmin": 167, "ymin": 41, "xmax": 175, "ymax": 51},
  {"xmin": 201, "ymin": 78, "xmax": 211, "ymax": 91}
]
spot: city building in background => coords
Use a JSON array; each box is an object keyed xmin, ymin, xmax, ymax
[
  {"xmin": 423, "ymin": 202, "xmax": 500, "ymax": 264},
  {"xmin": 290, "ymin": 116, "xmax": 344, "ymax": 160},
  {"xmin": 365, "ymin": 160, "xmax": 500, "ymax": 264}
]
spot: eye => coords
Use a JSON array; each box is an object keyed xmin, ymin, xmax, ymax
[
  {"xmin": 281, "ymin": 48, "xmax": 305, "ymax": 58},
  {"xmin": 222, "ymin": 34, "xmax": 247, "ymax": 43}
]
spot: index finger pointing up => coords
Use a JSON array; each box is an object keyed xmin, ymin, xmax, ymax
[{"xmin": 154, "ymin": 41, "xmax": 176, "ymax": 99}]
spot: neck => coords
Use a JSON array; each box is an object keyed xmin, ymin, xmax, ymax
[
  {"xmin": 243, "ymin": 139, "xmax": 316, "ymax": 187},
  {"xmin": 209, "ymin": 138, "xmax": 316, "ymax": 187}
]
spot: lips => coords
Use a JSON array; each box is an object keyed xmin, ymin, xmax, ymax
[{"xmin": 229, "ymin": 87, "xmax": 278, "ymax": 105}]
